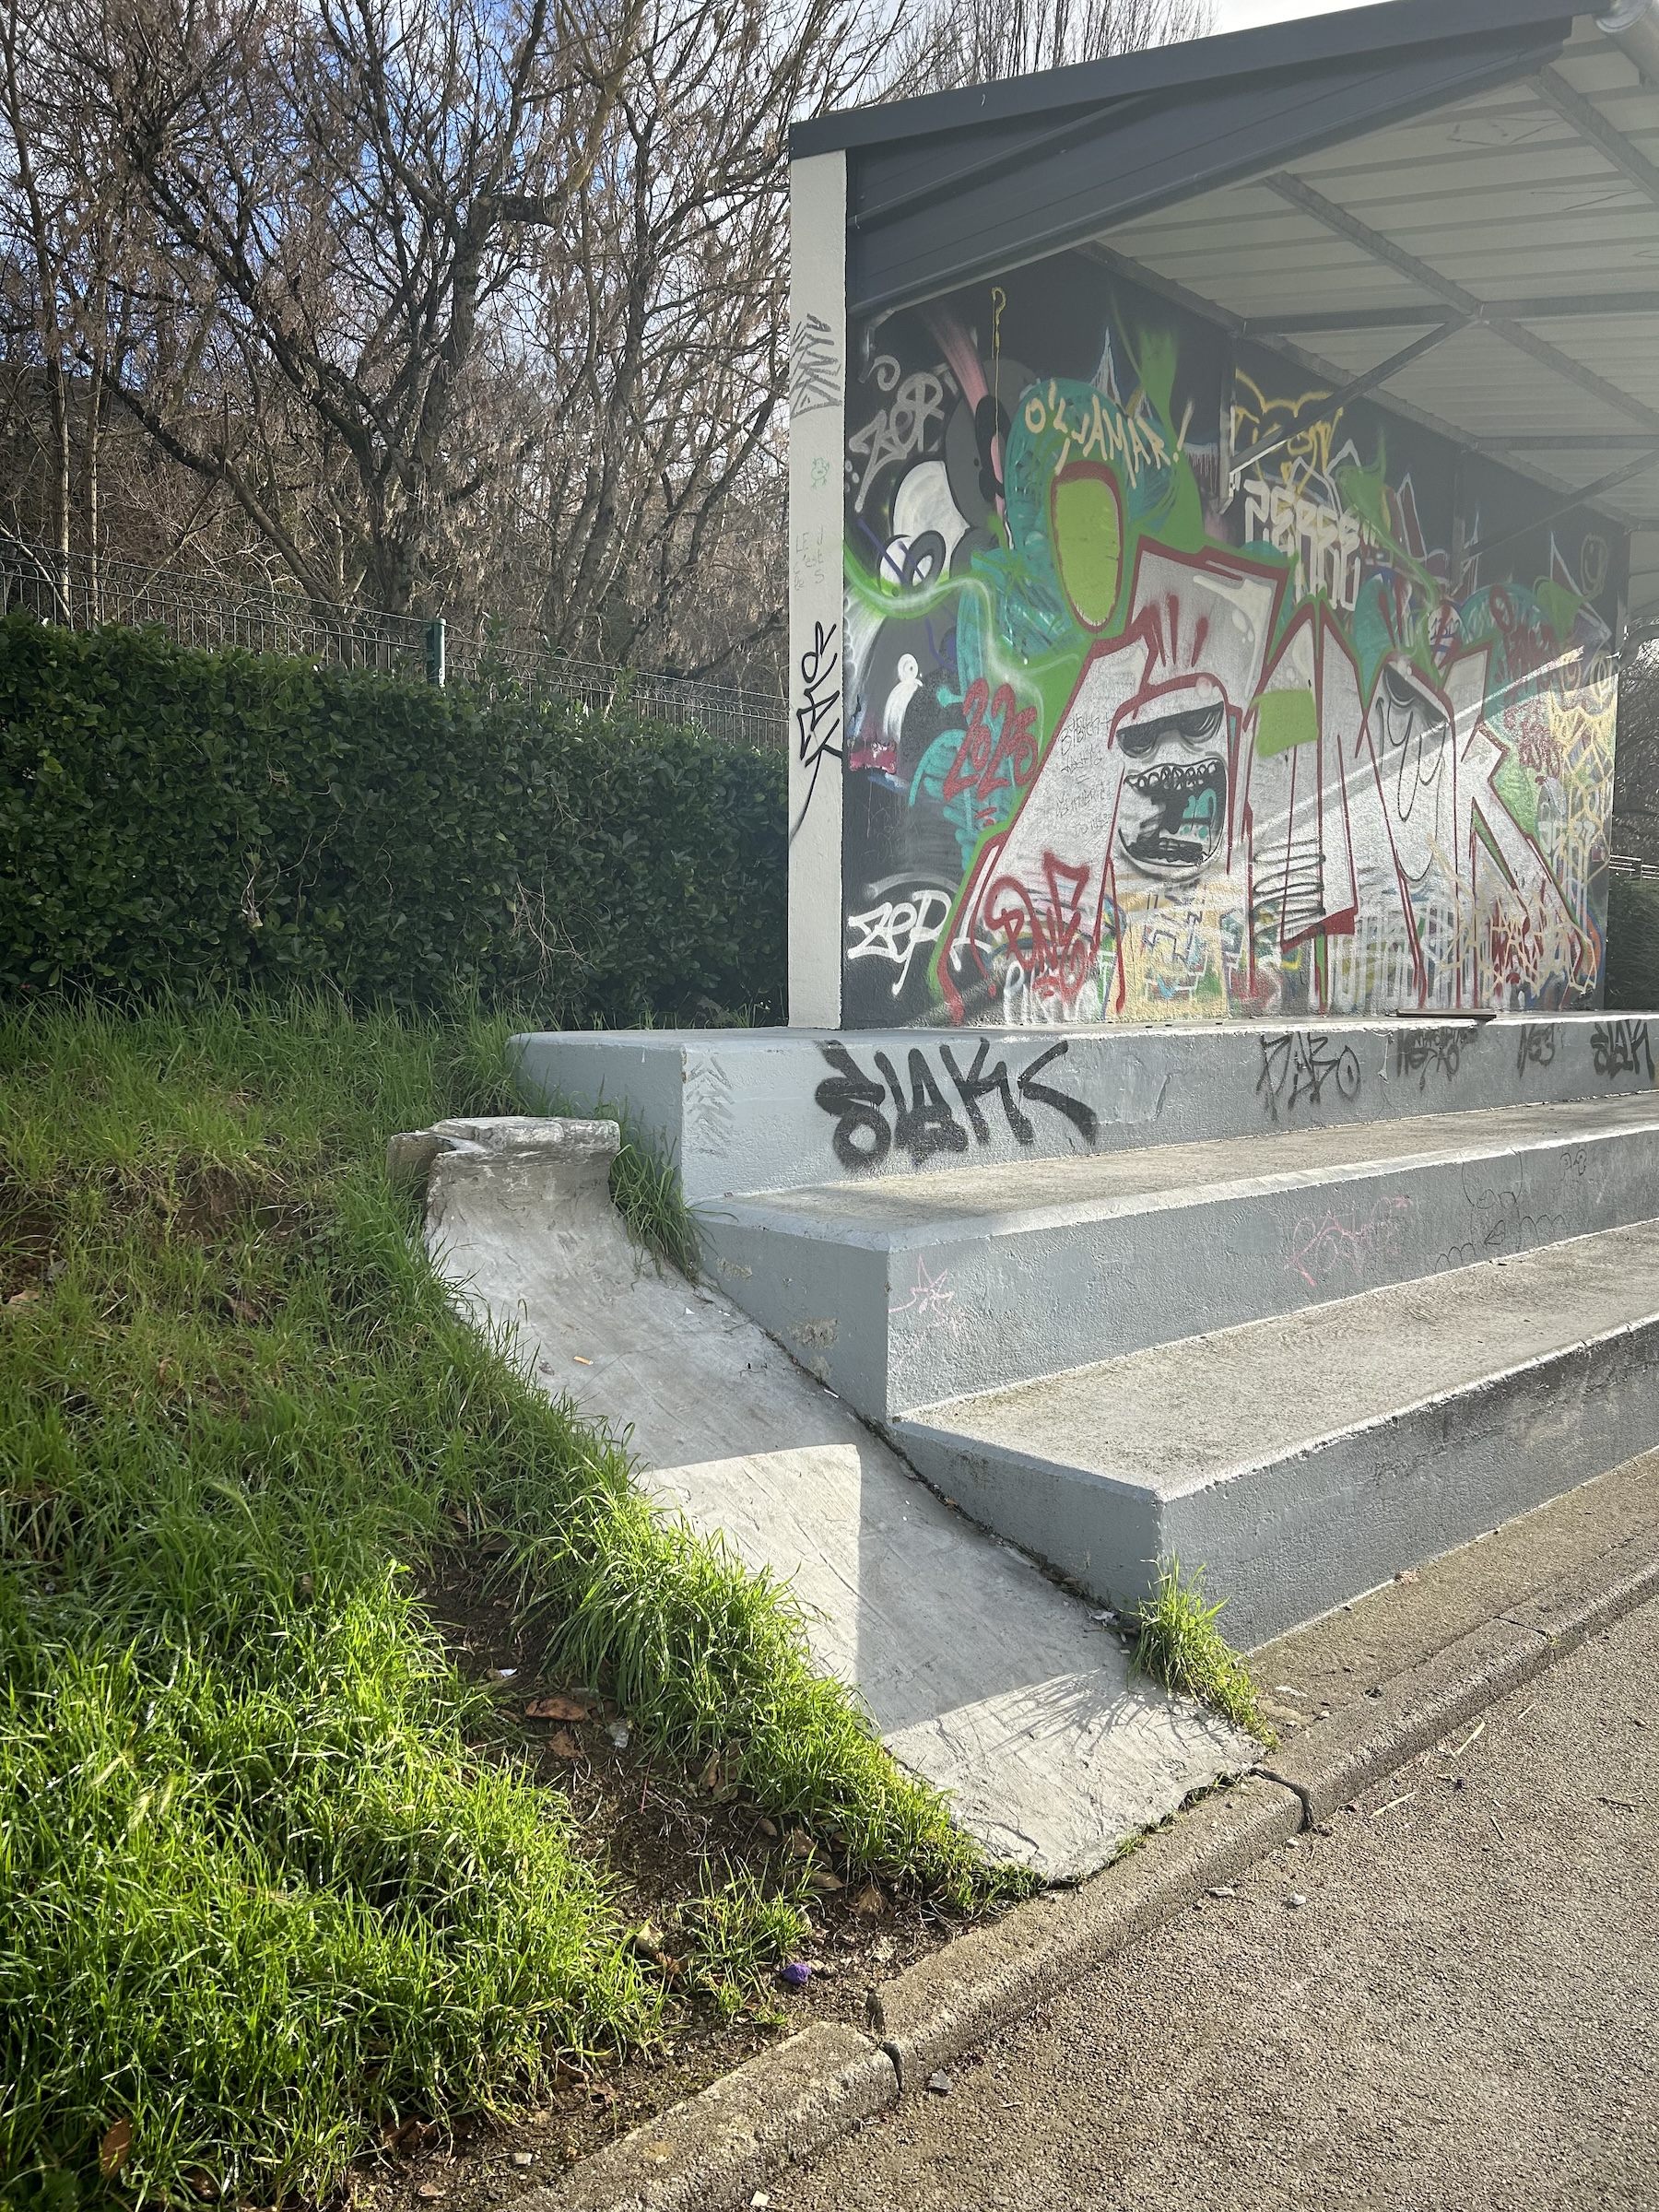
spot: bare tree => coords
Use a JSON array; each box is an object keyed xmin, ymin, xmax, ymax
[
  {"xmin": 0, "ymin": 0, "xmax": 1209, "ymax": 677},
  {"xmin": 899, "ymin": 0, "xmax": 1211, "ymax": 90},
  {"xmin": 60, "ymin": 0, "xmax": 645, "ymax": 612}
]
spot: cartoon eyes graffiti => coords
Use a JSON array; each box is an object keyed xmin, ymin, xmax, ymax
[
  {"xmin": 1115, "ymin": 701, "xmax": 1225, "ymax": 759},
  {"xmin": 1379, "ymin": 661, "xmax": 1451, "ymax": 755}
]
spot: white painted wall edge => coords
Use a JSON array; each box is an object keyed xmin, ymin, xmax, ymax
[{"xmin": 787, "ymin": 149, "xmax": 847, "ymax": 1029}]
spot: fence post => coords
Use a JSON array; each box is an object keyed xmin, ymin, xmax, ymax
[{"xmin": 424, "ymin": 617, "xmax": 446, "ymax": 687}]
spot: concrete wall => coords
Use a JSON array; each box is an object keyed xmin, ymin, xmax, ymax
[
  {"xmin": 512, "ymin": 1013, "xmax": 1659, "ymax": 1203},
  {"xmin": 787, "ymin": 151, "xmax": 847, "ymax": 1028},
  {"xmin": 810, "ymin": 244, "xmax": 1626, "ymax": 1030}
]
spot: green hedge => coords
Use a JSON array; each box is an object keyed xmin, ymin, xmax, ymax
[
  {"xmin": 1604, "ymin": 872, "xmax": 1659, "ymax": 1012},
  {"xmin": 0, "ymin": 614, "xmax": 785, "ymax": 1021}
]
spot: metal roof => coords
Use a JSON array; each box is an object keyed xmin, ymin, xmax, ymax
[{"xmin": 796, "ymin": 0, "xmax": 1659, "ymax": 612}]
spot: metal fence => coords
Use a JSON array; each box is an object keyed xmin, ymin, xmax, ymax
[{"xmin": 0, "ymin": 539, "xmax": 786, "ymax": 751}]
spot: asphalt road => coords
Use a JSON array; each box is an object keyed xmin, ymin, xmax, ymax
[{"xmin": 771, "ymin": 1597, "xmax": 1659, "ymax": 2212}]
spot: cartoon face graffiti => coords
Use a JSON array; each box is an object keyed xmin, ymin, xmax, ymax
[
  {"xmin": 1112, "ymin": 680, "xmax": 1230, "ymax": 880},
  {"xmin": 1375, "ymin": 656, "xmax": 1454, "ymax": 883}
]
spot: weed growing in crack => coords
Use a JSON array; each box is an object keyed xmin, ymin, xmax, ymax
[{"xmin": 1131, "ymin": 1558, "xmax": 1276, "ymax": 1747}]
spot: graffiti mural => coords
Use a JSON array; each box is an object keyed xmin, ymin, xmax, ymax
[{"xmin": 840, "ymin": 256, "xmax": 1622, "ymax": 1028}]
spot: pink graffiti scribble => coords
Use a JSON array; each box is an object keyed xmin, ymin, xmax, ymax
[
  {"xmin": 1285, "ymin": 1194, "xmax": 1413, "ymax": 1288},
  {"xmin": 889, "ymin": 1256, "xmax": 959, "ymax": 1337}
]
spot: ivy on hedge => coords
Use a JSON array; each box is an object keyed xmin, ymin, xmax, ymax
[{"xmin": 0, "ymin": 612, "xmax": 785, "ymax": 1020}]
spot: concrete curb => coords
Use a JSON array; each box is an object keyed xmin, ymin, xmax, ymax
[
  {"xmin": 528, "ymin": 1528, "xmax": 1659, "ymax": 2212},
  {"xmin": 516, "ymin": 2025, "xmax": 896, "ymax": 2212},
  {"xmin": 1257, "ymin": 1539, "xmax": 1659, "ymax": 1826},
  {"xmin": 862, "ymin": 1774, "xmax": 1299, "ymax": 2088}
]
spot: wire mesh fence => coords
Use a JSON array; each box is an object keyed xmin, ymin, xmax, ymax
[
  {"xmin": 0, "ymin": 540, "xmax": 429, "ymax": 674},
  {"xmin": 0, "ymin": 539, "xmax": 786, "ymax": 750}
]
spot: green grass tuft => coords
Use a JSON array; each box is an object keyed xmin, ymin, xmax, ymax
[
  {"xmin": 0, "ymin": 994, "xmax": 986, "ymax": 2206},
  {"xmin": 678, "ymin": 1863, "xmax": 812, "ymax": 2024},
  {"xmin": 1131, "ymin": 1558, "xmax": 1277, "ymax": 1747},
  {"xmin": 606, "ymin": 1124, "xmax": 701, "ymax": 1278}
]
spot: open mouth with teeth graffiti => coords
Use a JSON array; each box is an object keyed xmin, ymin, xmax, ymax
[{"xmin": 1112, "ymin": 691, "xmax": 1229, "ymax": 879}]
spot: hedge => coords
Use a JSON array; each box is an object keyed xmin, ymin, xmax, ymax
[
  {"xmin": 1605, "ymin": 872, "xmax": 1659, "ymax": 1012},
  {"xmin": 0, "ymin": 612, "xmax": 785, "ymax": 1021}
]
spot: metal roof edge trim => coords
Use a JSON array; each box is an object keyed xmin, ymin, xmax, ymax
[
  {"xmin": 787, "ymin": 0, "xmax": 1579, "ymax": 159},
  {"xmin": 843, "ymin": 29, "xmax": 1568, "ymax": 319}
]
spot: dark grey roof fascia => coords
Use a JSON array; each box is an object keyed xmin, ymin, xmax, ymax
[
  {"xmin": 843, "ymin": 23, "xmax": 1570, "ymax": 319},
  {"xmin": 787, "ymin": 0, "xmax": 1578, "ymax": 159}
]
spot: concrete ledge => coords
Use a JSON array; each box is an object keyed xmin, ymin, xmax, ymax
[
  {"xmin": 1255, "ymin": 1617, "xmax": 1556, "ymax": 1826},
  {"xmin": 865, "ymin": 1774, "xmax": 1301, "ymax": 2090},
  {"xmin": 1499, "ymin": 1533, "xmax": 1659, "ymax": 1651},
  {"xmin": 528, "ymin": 2024, "xmax": 895, "ymax": 2211}
]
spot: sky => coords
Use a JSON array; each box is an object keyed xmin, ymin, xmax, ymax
[{"xmin": 1206, "ymin": 0, "xmax": 1377, "ymax": 36}]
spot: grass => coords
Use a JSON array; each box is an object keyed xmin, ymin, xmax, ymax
[
  {"xmin": 0, "ymin": 996, "xmax": 990, "ymax": 2208},
  {"xmin": 677, "ymin": 1864, "xmax": 812, "ymax": 2025},
  {"xmin": 601, "ymin": 1119, "xmax": 701, "ymax": 1278},
  {"xmin": 1131, "ymin": 1559, "xmax": 1277, "ymax": 1748}
]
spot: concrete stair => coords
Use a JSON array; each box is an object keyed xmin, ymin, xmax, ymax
[
  {"xmin": 696, "ymin": 1092, "xmax": 1659, "ymax": 1415},
  {"xmin": 896, "ymin": 1220, "xmax": 1659, "ymax": 1644},
  {"xmin": 513, "ymin": 1015, "xmax": 1659, "ymax": 1641}
]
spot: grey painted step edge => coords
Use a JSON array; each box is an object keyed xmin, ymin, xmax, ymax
[
  {"xmin": 699, "ymin": 1112, "xmax": 1659, "ymax": 1417},
  {"xmin": 703, "ymin": 1093, "xmax": 1659, "ymax": 1243},
  {"xmin": 892, "ymin": 1306, "xmax": 1659, "ymax": 1647},
  {"xmin": 512, "ymin": 1015, "xmax": 1659, "ymax": 1205}
]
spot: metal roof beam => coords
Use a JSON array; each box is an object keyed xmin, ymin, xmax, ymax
[
  {"xmin": 1248, "ymin": 293, "xmax": 1659, "ymax": 333},
  {"xmin": 1532, "ymin": 63, "xmax": 1659, "ymax": 207},
  {"xmin": 1477, "ymin": 432, "xmax": 1659, "ymax": 449},
  {"xmin": 1229, "ymin": 320, "xmax": 1466, "ymax": 484},
  {"xmin": 851, "ymin": 96, "xmax": 1148, "ymax": 236},
  {"xmin": 1082, "ymin": 241, "xmax": 1659, "ymax": 530},
  {"xmin": 1265, "ymin": 170, "xmax": 1659, "ymax": 432},
  {"xmin": 1463, "ymin": 447, "xmax": 1659, "ymax": 561}
]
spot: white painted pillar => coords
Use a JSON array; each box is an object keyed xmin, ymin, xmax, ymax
[{"xmin": 787, "ymin": 149, "xmax": 847, "ymax": 1030}]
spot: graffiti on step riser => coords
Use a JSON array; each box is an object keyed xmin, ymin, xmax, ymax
[
  {"xmin": 1256, "ymin": 1030, "xmax": 1360, "ymax": 1122},
  {"xmin": 840, "ymin": 256, "xmax": 1620, "ymax": 1028},
  {"xmin": 813, "ymin": 1036, "xmax": 1097, "ymax": 1171},
  {"xmin": 1591, "ymin": 1018, "xmax": 1653, "ymax": 1081}
]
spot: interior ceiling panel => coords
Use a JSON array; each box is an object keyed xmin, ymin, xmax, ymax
[{"xmin": 1098, "ymin": 15, "xmax": 1659, "ymax": 549}]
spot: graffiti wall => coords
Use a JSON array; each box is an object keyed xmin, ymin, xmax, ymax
[{"xmin": 840, "ymin": 254, "xmax": 1624, "ymax": 1028}]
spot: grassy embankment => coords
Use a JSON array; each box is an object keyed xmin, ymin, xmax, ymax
[{"xmin": 0, "ymin": 1000, "xmax": 989, "ymax": 2208}]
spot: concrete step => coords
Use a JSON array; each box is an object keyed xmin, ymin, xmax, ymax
[
  {"xmin": 893, "ymin": 1218, "xmax": 1659, "ymax": 1646},
  {"xmin": 698, "ymin": 1092, "xmax": 1659, "ymax": 1418},
  {"xmin": 512, "ymin": 1014, "xmax": 1659, "ymax": 1205}
]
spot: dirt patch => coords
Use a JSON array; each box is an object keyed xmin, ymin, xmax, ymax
[{"xmin": 354, "ymin": 1548, "xmax": 980, "ymax": 2211}]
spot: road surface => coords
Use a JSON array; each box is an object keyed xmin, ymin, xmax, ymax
[{"xmin": 771, "ymin": 1596, "xmax": 1659, "ymax": 2212}]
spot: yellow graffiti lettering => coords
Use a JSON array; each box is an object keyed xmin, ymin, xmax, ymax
[{"xmin": 1106, "ymin": 407, "xmax": 1129, "ymax": 470}]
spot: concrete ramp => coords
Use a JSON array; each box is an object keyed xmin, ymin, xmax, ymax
[{"xmin": 389, "ymin": 1114, "xmax": 1256, "ymax": 1880}]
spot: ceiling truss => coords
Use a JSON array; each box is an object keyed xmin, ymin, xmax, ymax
[{"xmin": 1265, "ymin": 170, "xmax": 1659, "ymax": 434}]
